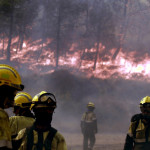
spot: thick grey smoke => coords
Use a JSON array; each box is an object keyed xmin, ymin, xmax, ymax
[
  {"xmin": 17, "ymin": 69, "xmax": 149, "ymax": 133},
  {"xmin": 139, "ymin": 0, "xmax": 150, "ymax": 5}
]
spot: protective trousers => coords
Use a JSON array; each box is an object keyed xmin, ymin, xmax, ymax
[{"xmin": 83, "ymin": 133, "xmax": 95, "ymax": 150}]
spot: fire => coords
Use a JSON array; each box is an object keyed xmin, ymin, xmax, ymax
[
  {"xmin": 23, "ymin": 43, "xmax": 26, "ymax": 48},
  {"xmin": 134, "ymin": 65, "xmax": 144, "ymax": 73},
  {"xmin": 1, "ymin": 36, "xmax": 150, "ymax": 81},
  {"xmin": 114, "ymin": 52, "xmax": 150, "ymax": 79},
  {"xmin": 44, "ymin": 59, "xmax": 51, "ymax": 65},
  {"xmin": 70, "ymin": 57, "xmax": 77, "ymax": 65},
  {"xmin": 13, "ymin": 48, "xmax": 17, "ymax": 52}
]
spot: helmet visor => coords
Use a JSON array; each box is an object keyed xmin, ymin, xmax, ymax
[{"xmin": 34, "ymin": 93, "xmax": 56, "ymax": 108}]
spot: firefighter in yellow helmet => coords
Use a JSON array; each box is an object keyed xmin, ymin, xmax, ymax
[
  {"xmin": 0, "ymin": 64, "xmax": 24, "ymax": 149},
  {"xmin": 124, "ymin": 96, "xmax": 150, "ymax": 150},
  {"xmin": 9, "ymin": 92, "xmax": 35, "ymax": 139},
  {"xmin": 81, "ymin": 102, "xmax": 98, "ymax": 150},
  {"xmin": 15, "ymin": 91, "xmax": 67, "ymax": 150}
]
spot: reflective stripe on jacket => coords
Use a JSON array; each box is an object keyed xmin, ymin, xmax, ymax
[
  {"xmin": 81, "ymin": 112, "xmax": 97, "ymax": 123},
  {"xmin": 81, "ymin": 111, "xmax": 97, "ymax": 134},
  {"xmin": 124, "ymin": 119, "xmax": 150, "ymax": 150},
  {"xmin": 0, "ymin": 108, "xmax": 12, "ymax": 149}
]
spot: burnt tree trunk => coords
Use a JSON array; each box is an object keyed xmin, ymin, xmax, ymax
[
  {"xmin": 2, "ymin": 32, "xmax": 5, "ymax": 56},
  {"xmin": 16, "ymin": 36, "xmax": 20, "ymax": 53},
  {"xmin": 19, "ymin": 27, "xmax": 25, "ymax": 51},
  {"xmin": 79, "ymin": 48, "xmax": 86, "ymax": 69},
  {"xmin": 93, "ymin": 23, "xmax": 101, "ymax": 70},
  {"xmin": 136, "ymin": 1, "xmax": 146, "ymax": 47},
  {"xmin": 56, "ymin": 4, "xmax": 61, "ymax": 68},
  {"xmin": 93, "ymin": 39, "xmax": 100, "ymax": 70},
  {"xmin": 7, "ymin": 0, "xmax": 14, "ymax": 62},
  {"xmin": 112, "ymin": 0, "xmax": 129, "ymax": 60},
  {"xmin": 19, "ymin": 13, "xmax": 26, "ymax": 51},
  {"xmin": 37, "ymin": 40, "xmax": 44, "ymax": 62},
  {"xmin": 85, "ymin": 0, "xmax": 89, "ymax": 34}
]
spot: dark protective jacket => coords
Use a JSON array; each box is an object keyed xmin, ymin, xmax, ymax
[
  {"xmin": 14, "ymin": 125, "xmax": 67, "ymax": 150},
  {"xmin": 81, "ymin": 111, "xmax": 97, "ymax": 134},
  {"xmin": 124, "ymin": 114, "xmax": 150, "ymax": 150}
]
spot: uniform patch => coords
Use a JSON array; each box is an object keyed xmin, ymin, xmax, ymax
[{"xmin": 1, "ymin": 73, "xmax": 9, "ymax": 79}]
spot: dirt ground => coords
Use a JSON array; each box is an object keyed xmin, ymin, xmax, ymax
[{"xmin": 63, "ymin": 133, "xmax": 126, "ymax": 150}]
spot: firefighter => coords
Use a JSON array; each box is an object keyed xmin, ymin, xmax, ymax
[
  {"xmin": 124, "ymin": 96, "xmax": 150, "ymax": 150},
  {"xmin": 14, "ymin": 91, "xmax": 67, "ymax": 150},
  {"xmin": 9, "ymin": 92, "xmax": 35, "ymax": 139},
  {"xmin": 0, "ymin": 64, "xmax": 24, "ymax": 149},
  {"xmin": 81, "ymin": 102, "xmax": 98, "ymax": 150}
]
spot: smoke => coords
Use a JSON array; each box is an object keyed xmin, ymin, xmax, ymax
[
  {"xmin": 139, "ymin": 0, "xmax": 150, "ymax": 5},
  {"xmin": 18, "ymin": 69, "xmax": 150, "ymax": 133},
  {"xmin": 37, "ymin": 5, "xmax": 44, "ymax": 20},
  {"xmin": 2, "ymin": 0, "xmax": 150, "ymax": 136}
]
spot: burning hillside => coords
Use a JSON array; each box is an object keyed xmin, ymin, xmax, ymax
[{"xmin": 0, "ymin": 37, "xmax": 150, "ymax": 81}]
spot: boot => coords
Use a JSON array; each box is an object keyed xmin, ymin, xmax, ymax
[{"xmin": 88, "ymin": 146, "xmax": 92, "ymax": 150}]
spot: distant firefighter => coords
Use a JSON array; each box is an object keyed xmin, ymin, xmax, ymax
[
  {"xmin": 9, "ymin": 92, "xmax": 35, "ymax": 139},
  {"xmin": 81, "ymin": 102, "xmax": 98, "ymax": 150},
  {"xmin": 124, "ymin": 96, "xmax": 150, "ymax": 150}
]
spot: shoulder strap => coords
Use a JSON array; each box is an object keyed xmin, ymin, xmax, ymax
[
  {"xmin": 131, "ymin": 114, "xmax": 142, "ymax": 138},
  {"xmin": 26, "ymin": 126, "xmax": 57, "ymax": 150},
  {"xmin": 26, "ymin": 125, "xmax": 34, "ymax": 150},
  {"xmin": 133, "ymin": 120, "xmax": 140, "ymax": 139},
  {"xmin": 44, "ymin": 127, "xmax": 57, "ymax": 150},
  {"xmin": 145, "ymin": 125, "xmax": 150, "ymax": 142}
]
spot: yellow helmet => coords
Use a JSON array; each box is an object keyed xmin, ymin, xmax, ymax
[
  {"xmin": 140, "ymin": 96, "xmax": 150, "ymax": 105},
  {"xmin": 140, "ymin": 96, "xmax": 150, "ymax": 114},
  {"xmin": 14, "ymin": 92, "xmax": 32, "ymax": 108},
  {"xmin": 0, "ymin": 64, "xmax": 24, "ymax": 91},
  {"xmin": 31, "ymin": 91, "xmax": 57, "ymax": 110},
  {"xmin": 87, "ymin": 102, "xmax": 95, "ymax": 108}
]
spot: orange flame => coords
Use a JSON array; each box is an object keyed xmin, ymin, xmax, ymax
[{"xmin": 0, "ymin": 36, "xmax": 150, "ymax": 81}]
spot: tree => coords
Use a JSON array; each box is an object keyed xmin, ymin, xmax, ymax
[
  {"xmin": 0, "ymin": 0, "xmax": 15, "ymax": 61},
  {"xmin": 82, "ymin": 0, "xmax": 116, "ymax": 70},
  {"xmin": 112, "ymin": 0, "xmax": 129, "ymax": 60},
  {"xmin": 43, "ymin": 0, "xmax": 85, "ymax": 68}
]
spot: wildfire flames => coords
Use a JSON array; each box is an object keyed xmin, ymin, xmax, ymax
[{"xmin": 1, "ymin": 36, "xmax": 150, "ymax": 80}]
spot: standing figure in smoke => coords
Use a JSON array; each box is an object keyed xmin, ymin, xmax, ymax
[
  {"xmin": 81, "ymin": 102, "xmax": 98, "ymax": 150},
  {"xmin": 14, "ymin": 91, "xmax": 67, "ymax": 150},
  {"xmin": 0, "ymin": 64, "xmax": 24, "ymax": 149},
  {"xmin": 124, "ymin": 96, "xmax": 150, "ymax": 150},
  {"xmin": 9, "ymin": 92, "xmax": 35, "ymax": 139}
]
